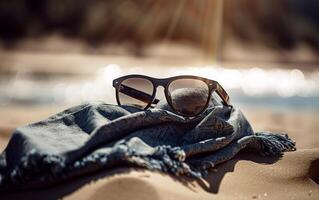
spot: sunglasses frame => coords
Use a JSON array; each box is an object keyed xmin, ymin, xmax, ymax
[{"xmin": 113, "ymin": 74, "xmax": 230, "ymax": 117}]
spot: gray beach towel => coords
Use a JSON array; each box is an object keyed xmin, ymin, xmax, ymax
[{"xmin": 0, "ymin": 95, "xmax": 295, "ymax": 191}]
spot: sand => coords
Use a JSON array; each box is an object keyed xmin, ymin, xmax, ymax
[
  {"xmin": 65, "ymin": 149, "xmax": 319, "ymax": 200},
  {"xmin": 1, "ymin": 149, "xmax": 318, "ymax": 200}
]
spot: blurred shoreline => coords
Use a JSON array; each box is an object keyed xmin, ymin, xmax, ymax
[{"xmin": 1, "ymin": 35, "xmax": 319, "ymax": 69}]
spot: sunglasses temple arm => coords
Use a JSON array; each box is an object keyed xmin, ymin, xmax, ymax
[
  {"xmin": 118, "ymin": 84, "xmax": 159, "ymax": 104},
  {"xmin": 215, "ymin": 83, "xmax": 231, "ymax": 106}
]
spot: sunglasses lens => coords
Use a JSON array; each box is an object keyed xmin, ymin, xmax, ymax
[
  {"xmin": 118, "ymin": 78, "xmax": 154, "ymax": 109},
  {"xmin": 168, "ymin": 79, "xmax": 209, "ymax": 116}
]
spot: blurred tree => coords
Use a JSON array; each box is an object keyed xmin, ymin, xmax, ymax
[{"xmin": 0, "ymin": 0, "xmax": 318, "ymax": 51}]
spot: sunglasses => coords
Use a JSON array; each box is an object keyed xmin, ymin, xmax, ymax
[{"xmin": 113, "ymin": 75, "xmax": 231, "ymax": 117}]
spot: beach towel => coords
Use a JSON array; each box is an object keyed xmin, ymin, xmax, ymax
[{"xmin": 0, "ymin": 95, "xmax": 295, "ymax": 192}]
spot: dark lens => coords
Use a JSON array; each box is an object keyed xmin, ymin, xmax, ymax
[
  {"xmin": 118, "ymin": 78, "xmax": 154, "ymax": 109},
  {"xmin": 168, "ymin": 79, "xmax": 209, "ymax": 116}
]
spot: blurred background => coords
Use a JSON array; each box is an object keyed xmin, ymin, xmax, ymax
[{"xmin": 0, "ymin": 0, "xmax": 318, "ymax": 150}]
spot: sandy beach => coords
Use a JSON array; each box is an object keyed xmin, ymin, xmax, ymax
[
  {"xmin": 56, "ymin": 149, "xmax": 319, "ymax": 200},
  {"xmin": 1, "ymin": 149, "xmax": 318, "ymax": 200}
]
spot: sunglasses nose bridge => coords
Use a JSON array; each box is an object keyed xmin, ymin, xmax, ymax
[
  {"xmin": 152, "ymin": 79, "xmax": 169, "ymax": 100},
  {"xmin": 153, "ymin": 79, "xmax": 167, "ymax": 90},
  {"xmin": 156, "ymin": 79, "xmax": 167, "ymax": 86}
]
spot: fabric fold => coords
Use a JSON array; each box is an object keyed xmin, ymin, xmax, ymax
[{"xmin": 0, "ymin": 100, "xmax": 296, "ymax": 191}]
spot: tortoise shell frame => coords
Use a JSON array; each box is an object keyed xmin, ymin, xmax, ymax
[{"xmin": 113, "ymin": 74, "xmax": 231, "ymax": 117}]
